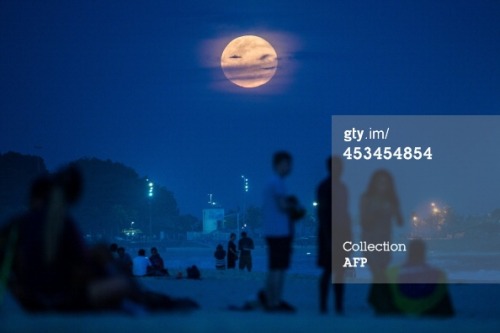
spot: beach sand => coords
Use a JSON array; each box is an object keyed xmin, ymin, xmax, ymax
[{"xmin": 2, "ymin": 246, "xmax": 500, "ymax": 332}]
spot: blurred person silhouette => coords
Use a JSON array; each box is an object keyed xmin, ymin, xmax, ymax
[
  {"xmin": 2, "ymin": 165, "xmax": 198, "ymax": 312},
  {"xmin": 227, "ymin": 233, "xmax": 238, "ymax": 269},
  {"xmin": 238, "ymin": 231, "xmax": 254, "ymax": 272},
  {"xmin": 148, "ymin": 247, "xmax": 169, "ymax": 276},
  {"xmin": 0, "ymin": 174, "xmax": 54, "ymax": 307},
  {"xmin": 360, "ymin": 169, "xmax": 403, "ymax": 311},
  {"xmin": 109, "ymin": 243, "xmax": 119, "ymax": 260},
  {"xmin": 260, "ymin": 151, "xmax": 302, "ymax": 312},
  {"xmin": 3, "ymin": 166, "xmax": 134, "ymax": 311},
  {"xmin": 317, "ymin": 156, "xmax": 352, "ymax": 314},
  {"xmin": 214, "ymin": 244, "xmax": 227, "ymax": 270},
  {"xmin": 385, "ymin": 239, "xmax": 454, "ymax": 317}
]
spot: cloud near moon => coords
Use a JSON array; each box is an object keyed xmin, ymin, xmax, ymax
[{"xmin": 220, "ymin": 35, "xmax": 278, "ymax": 88}]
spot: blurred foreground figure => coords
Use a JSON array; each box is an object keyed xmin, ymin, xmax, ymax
[
  {"xmin": 1, "ymin": 165, "xmax": 197, "ymax": 313},
  {"xmin": 261, "ymin": 151, "xmax": 304, "ymax": 312},
  {"xmin": 360, "ymin": 169, "xmax": 403, "ymax": 311},
  {"xmin": 382, "ymin": 239, "xmax": 454, "ymax": 317},
  {"xmin": 360, "ymin": 169, "xmax": 404, "ymax": 283},
  {"xmin": 317, "ymin": 156, "xmax": 352, "ymax": 314}
]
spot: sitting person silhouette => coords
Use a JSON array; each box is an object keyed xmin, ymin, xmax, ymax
[
  {"xmin": 133, "ymin": 249, "xmax": 152, "ymax": 277},
  {"xmin": 116, "ymin": 247, "xmax": 133, "ymax": 275},
  {"xmin": 383, "ymin": 239, "xmax": 454, "ymax": 317},
  {"xmin": 148, "ymin": 247, "xmax": 169, "ymax": 276}
]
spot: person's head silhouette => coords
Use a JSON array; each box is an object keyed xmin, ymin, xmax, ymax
[{"xmin": 272, "ymin": 151, "xmax": 292, "ymax": 178}]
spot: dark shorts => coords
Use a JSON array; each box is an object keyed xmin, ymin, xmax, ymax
[{"xmin": 266, "ymin": 236, "xmax": 292, "ymax": 270}]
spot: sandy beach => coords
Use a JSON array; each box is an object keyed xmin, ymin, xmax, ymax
[{"xmin": 2, "ymin": 246, "xmax": 500, "ymax": 332}]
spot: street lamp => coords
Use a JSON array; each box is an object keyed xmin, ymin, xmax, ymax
[
  {"xmin": 148, "ymin": 182, "xmax": 154, "ymax": 197},
  {"xmin": 208, "ymin": 193, "xmax": 217, "ymax": 206},
  {"xmin": 240, "ymin": 175, "xmax": 249, "ymax": 233},
  {"xmin": 242, "ymin": 175, "xmax": 249, "ymax": 193},
  {"xmin": 148, "ymin": 181, "xmax": 154, "ymax": 239}
]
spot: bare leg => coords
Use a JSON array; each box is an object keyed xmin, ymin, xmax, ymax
[
  {"xmin": 276, "ymin": 270, "xmax": 285, "ymax": 304},
  {"xmin": 319, "ymin": 268, "xmax": 330, "ymax": 313},
  {"xmin": 334, "ymin": 271, "xmax": 345, "ymax": 314},
  {"xmin": 266, "ymin": 269, "xmax": 286, "ymax": 308},
  {"xmin": 265, "ymin": 270, "xmax": 278, "ymax": 308}
]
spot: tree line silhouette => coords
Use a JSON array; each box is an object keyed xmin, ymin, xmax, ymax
[{"xmin": 0, "ymin": 151, "xmax": 200, "ymax": 239}]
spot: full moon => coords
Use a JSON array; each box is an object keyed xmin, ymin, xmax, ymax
[{"xmin": 220, "ymin": 35, "xmax": 278, "ymax": 88}]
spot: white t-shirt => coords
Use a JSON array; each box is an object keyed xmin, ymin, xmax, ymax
[
  {"xmin": 132, "ymin": 256, "xmax": 151, "ymax": 276},
  {"xmin": 262, "ymin": 174, "xmax": 290, "ymax": 237}
]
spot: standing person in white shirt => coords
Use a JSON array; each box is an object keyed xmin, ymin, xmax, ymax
[
  {"xmin": 261, "ymin": 151, "xmax": 297, "ymax": 312},
  {"xmin": 132, "ymin": 248, "xmax": 152, "ymax": 277}
]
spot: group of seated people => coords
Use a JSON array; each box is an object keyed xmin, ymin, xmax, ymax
[{"xmin": 109, "ymin": 244, "xmax": 169, "ymax": 277}]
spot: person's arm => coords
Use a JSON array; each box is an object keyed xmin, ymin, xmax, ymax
[
  {"xmin": 359, "ymin": 195, "xmax": 370, "ymax": 229},
  {"xmin": 275, "ymin": 193, "xmax": 290, "ymax": 212}
]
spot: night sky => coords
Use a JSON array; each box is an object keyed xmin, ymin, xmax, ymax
[{"xmin": 1, "ymin": 1, "xmax": 499, "ymax": 219}]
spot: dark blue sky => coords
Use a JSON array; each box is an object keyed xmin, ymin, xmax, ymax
[{"xmin": 1, "ymin": 1, "xmax": 499, "ymax": 218}]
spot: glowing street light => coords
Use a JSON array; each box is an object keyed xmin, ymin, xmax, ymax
[
  {"xmin": 208, "ymin": 193, "xmax": 217, "ymax": 206},
  {"xmin": 239, "ymin": 175, "xmax": 250, "ymax": 233},
  {"xmin": 147, "ymin": 180, "xmax": 154, "ymax": 238},
  {"xmin": 148, "ymin": 182, "xmax": 154, "ymax": 197},
  {"xmin": 430, "ymin": 202, "xmax": 440, "ymax": 215},
  {"xmin": 242, "ymin": 175, "xmax": 249, "ymax": 193}
]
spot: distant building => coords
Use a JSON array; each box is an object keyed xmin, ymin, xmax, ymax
[{"xmin": 203, "ymin": 208, "xmax": 225, "ymax": 233}]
